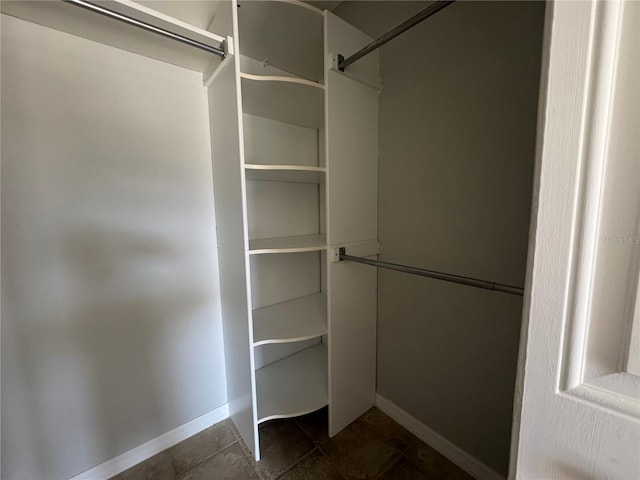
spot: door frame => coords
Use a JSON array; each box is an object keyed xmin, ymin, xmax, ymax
[{"xmin": 509, "ymin": 0, "xmax": 640, "ymax": 478}]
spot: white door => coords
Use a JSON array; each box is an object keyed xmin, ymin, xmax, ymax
[{"xmin": 510, "ymin": 1, "xmax": 640, "ymax": 478}]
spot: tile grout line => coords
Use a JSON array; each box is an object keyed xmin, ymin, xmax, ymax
[
  {"xmin": 116, "ymin": 409, "xmax": 476, "ymax": 480},
  {"xmin": 266, "ymin": 418, "xmax": 328, "ymax": 479},
  {"xmin": 373, "ymin": 449, "xmax": 406, "ymax": 480},
  {"xmin": 172, "ymin": 439, "xmax": 240, "ymax": 480},
  {"xmin": 316, "ymin": 441, "xmax": 351, "ymax": 480},
  {"xmin": 400, "ymin": 445, "xmax": 473, "ymax": 480},
  {"xmin": 318, "ymin": 415, "xmax": 411, "ymax": 480},
  {"xmin": 292, "ymin": 417, "xmax": 320, "ymax": 447},
  {"xmin": 272, "ymin": 446, "xmax": 320, "ymax": 479},
  {"xmin": 386, "ymin": 433, "xmax": 438, "ymax": 479},
  {"xmin": 233, "ymin": 437, "xmax": 265, "ymax": 479},
  {"xmin": 290, "ymin": 415, "xmax": 349, "ymax": 480}
]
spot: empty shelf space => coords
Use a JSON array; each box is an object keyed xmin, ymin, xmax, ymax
[
  {"xmin": 238, "ymin": 0, "xmax": 323, "ymax": 82},
  {"xmin": 255, "ymin": 343, "xmax": 328, "ymax": 424},
  {"xmin": 245, "ymin": 164, "xmax": 326, "ymax": 184},
  {"xmin": 243, "ymin": 113, "xmax": 320, "ymax": 167},
  {"xmin": 253, "ymin": 293, "xmax": 327, "ymax": 346},
  {"xmin": 249, "ymin": 234, "xmax": 327, "ymax": 254},
  {"xmin": 240, "ymin": 73, "xmax": 324, "ymax": 129}
]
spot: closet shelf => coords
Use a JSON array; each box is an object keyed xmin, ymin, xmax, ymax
[
  {"xmin": 255, "ymin": 343, "xmax": 328, "ymax": 424},
  {"xmin": 249, "ymin": 234, "xmax": 327, "ymax": 255},
  {"xmin": 238, "ymin": 0, "xmax": 323, "ymax": 82},
  {"xmin": 1, "ymin": 0, "xmax": 225, "ymax": 73},
  {"xmin": 245, "ymin": 164, "xmax": 326, "ymax": 184},
  {"xmin": 241, "ymin": 72, "xmax": 324, "ymax": 89},
  {"xmin": 240, "ymin": 74, "xmax": 324, "ymax": 129},
  {"xmin": 253, "ymin": 293, "xmax": 327, "ymax": 346}
]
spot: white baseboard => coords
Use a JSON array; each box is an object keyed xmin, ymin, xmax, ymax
[
  {"xmin": 68, "ymin": 404, "xmax": 230, "ymax": 480},
  {"xmin": 375, "ymin": 394, "xmax": 504, "ymax": 480}
]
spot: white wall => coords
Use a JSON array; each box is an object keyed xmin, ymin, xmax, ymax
[
  {"xmin": 1, "ymin": 15, "xmax": 227, "ymax": 480},
  {"xmin": 333, "ymin": 1, "xmax": 545, "ymax": 476}
]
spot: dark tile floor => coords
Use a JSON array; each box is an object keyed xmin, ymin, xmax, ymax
[{"xmin": 111, "ymin": 407, "xmax": 476, "ymax": 480}]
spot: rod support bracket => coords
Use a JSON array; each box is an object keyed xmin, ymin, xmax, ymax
[
  {"xmin": 329, "ymin": 247, "xmax": 345, "ymax": 263},
  {"xmin": 224, "ymin": 35, "xmax": 234, "ymax": 57}
]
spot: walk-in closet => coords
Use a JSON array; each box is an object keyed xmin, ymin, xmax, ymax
[{"xmin": 2, "ymin": 1, "xmax": 548, "ymax": 479}]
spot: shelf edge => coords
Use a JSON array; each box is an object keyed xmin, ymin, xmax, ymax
[
  {"xmin": 240, "ymin": 72, "xmax": 325, "ymax": 90},
  {"xmin": 253, "ymin": 332, "xmax": 327, "ymax": 347},
  {"xmin": 248, "ymin": 245, "xmax": 328, "ymax": 255},
  {"xmin": 245, "ymin": 164, "xmax": 326, "ymax": 172}
]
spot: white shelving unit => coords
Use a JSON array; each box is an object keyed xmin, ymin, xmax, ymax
[
  {"xmin": 253, "ymin": 293, "xmax": 327, "ymax": 346},
  {"xmin": 248, "ymin": 234, "xmax": 327, "ymax": 255},
  {"xmin": 245, "ymin": 164, "xmax": 326, "ymax": 184},
  {"xmin": 209, "ymin": 0, "xmax": 380, "ymax": 461},
  {"xmin": 240, "ymin": 74, "xmax": 324, "ymax": 129},
  {"xmin": 234, "ymin": 0, "xmax": 329, "ymax": 459},
  {"xmin": 255, "ymin": 343, "xmax": 328, "ymax": 424},
  {"xmin": 237, "ymin": 0, "xmax": 324, "ymax": 82}
]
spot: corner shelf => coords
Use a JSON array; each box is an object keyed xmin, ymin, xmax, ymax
[
  {"xmin": 255, "ymin": 343, "xmax": 328, "ymax": 424},
  {"xmin": 249, "ymin": 234, "xmax": 327, "ymax": 255},
  {"xmin": 245, "ymin": 164, "xmax": 326, "ymax": 184},
  {"xmin": 240, "ymin": 73, "xmax": 324, "ymax": 129},
  {"xmin": 253, "ymin": 293, "xmax": 327, "ymax": 346},
  {"xmin": 237, "ymin": 0, "xmax": 323, "ymax": 82}
]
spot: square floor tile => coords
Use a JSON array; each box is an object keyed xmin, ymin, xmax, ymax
[
  {"xmin": 294, "ymin": 407, "xmax": 329, "ymax": 445},
  {"xmin": 254, "ymin": 419, "xmax": 315, "ymax": 480},
  {"xmin": 110, "ymin": 451, "xmax": 175, "ymax": 480},
  {"xmin": 376, "ymin": 456, "xmax": 430, "ymax": 480},
  {"xmin": 169, "ymin": 419, "xmax": 237, "ymax": 474},
  {"xmin": 321, "ymin": 419, "xmax": 400, "ymax": 479},
  {"xmin": 177, "ymin": 442, "xmax": 259, "ymax": 480},
  {"xmin": 404, "ymin": 442, "xmax": 476, "ymax": 480},
  {"xmin": 358, "ymin": 408, "xmax": 419, "ymax": 451},
  {"xmin": 277, "ymin": 449, "xmax": 344, "ymax": 480}
]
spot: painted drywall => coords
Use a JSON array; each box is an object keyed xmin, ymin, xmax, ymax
[
  {"xmin": 1, "ymin": 15, "xmax": 226, "ymax": 480},
  {"xmin": 333, "ymin": 1, "xmax": 545, "ymax": 475}
]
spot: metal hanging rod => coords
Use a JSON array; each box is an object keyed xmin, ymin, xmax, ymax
[
  {"xmin": 338, "ymin": 1, "xmax": 454, "ymax": 72},
  {"xmin": 339, "ymin": 250, "xmax": 524, "ymax": 296},
  {"xmin": 63, "ymin": 0, "xmax": 226, "ymax": 58}
]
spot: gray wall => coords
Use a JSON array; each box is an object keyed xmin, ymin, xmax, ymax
[
  {"xmin": 334, "ymin": 1, "xmax": 545, "ymax": 475},
  {"xmin": 1, "ymin": 15, "xmax": 227, "ymax": 479}
]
